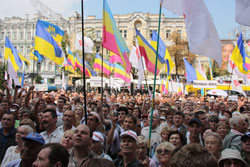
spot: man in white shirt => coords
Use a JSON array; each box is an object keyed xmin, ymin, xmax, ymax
[{"xmin": 40, "ymin": 109, "xmax": 64, "ymax": 144}]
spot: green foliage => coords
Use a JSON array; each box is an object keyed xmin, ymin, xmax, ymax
[
  {"xmin": 35, "ymin": 74, "xmax": 43, "ymax": 84},
  {"xmin": 206, "ymin": 60, "xmax": 230, "ymax": 80},
  {"xmin": 0, "ymin": 63, "xmax": 7, "ymax": 90}
]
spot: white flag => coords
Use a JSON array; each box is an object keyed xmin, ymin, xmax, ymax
[
  {"xmin": 197, "ymin": 60, "xmax": 207, "ymax": 80},
  {"xmin": 7, "ymin": 60, "xmax": 20, "ymax": 86},
  {"xmin": 161, "ymin": 0, "xmax": 222, "ymax": 66},
  {"xmin": 62, "ymin": 70, "xmax": 66, "ymax": 90},
  {"xmin": 232, "ymin": 74, "xmax": 246, "ymax": 97},
  {"xmin": 75, "ymin": 34, "xmax": 94, "ymax": 53},
  {"xmin": 235, "ymin": 0, "xmax": 250, "ymax": 26}
]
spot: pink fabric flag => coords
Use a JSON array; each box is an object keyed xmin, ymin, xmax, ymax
[{"xmin": 109, "ymin": 52, "xmax": 123, "ymax": 64}]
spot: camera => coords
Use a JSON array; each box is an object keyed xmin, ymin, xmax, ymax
[{"xmin": 111, "ymin": 110, "xmax": 118, "ymax": 117}]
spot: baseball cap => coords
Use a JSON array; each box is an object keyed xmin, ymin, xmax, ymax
[
  {"xmin": 241, "ymin": 132, "xmax": 250, "ymax": 141},
  {"xmin": 188, "ymin": 118, "xmax": 202, "ymax": 126},
  {"xmin": 22, "ymin": 132, "xmax": 45, "ymax": 145},
  {"xmin": 120, "ymin": 130, "xmax": 138, "ymax": 142},
  {"xmin": 92, "ymin": 131, "xmax": 104, "ymax": 144}
]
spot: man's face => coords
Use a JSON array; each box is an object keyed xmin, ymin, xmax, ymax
[
  {"xmin": 198, "ymin": 114, "xmax": 207, "ymax": 127},
  {"xmin": 63, "ymin": 104, "xmax": 71, "ymax": 112},
  {"xmin": 123, "ymin": 117, "xmax": 136, "ymax": 131},
  {"xmin": 235, "ymin": 118, "xmax": 249, "ymax": 134},
  {"xmin": 1, "ymin": 102, "xmax": 9, "ymax": 111},
  {"xmin": 173, "ymin": 115, "xmax": 184, "ymax": 128},
  {"xmin": 242, "ymin": 137, "xmax": 250, "ymax": 153},
  {"xmin": 73, "ymin": 124, "xmax": 91, "ymax": 148},
  {"xmin": 118, "ymin": 111, "xmax": 126, "ymax": 122},
  {"xmin": 63, "ymin": 110, "xmax": 74, "ymax": 126},
  {"xmin": 120, "ymin": 136, "xmax": 137, "ymax": 155},
  {"xmin": 1, "ymin": 114, "xmax": 15, "ymax": 129},
  {"xmin": 41, "ymin": 112, "xmax": 56, "ymax": 129},
  {"xmin": 90, "ymin": 140, "xmax": 102, "ymax": 154},
  {"xmin": 57, "ymin": 99, "xmax": 65, "ymax": 109},
  {"xmin": 213, "ymin": 103, "xmax": 220, "ymax": 112},
  {"xmin": 21, "ymin": 140, "xmax": 42, "ymax": 162},
  {"xmin": 184, "ymin": 103, "xmax": 193, "ymax": 111},
  {"xmin": 32, "ymin": 147, "xmax": 51, "ymax": 167},
  {"xmin": 87, "ymin": 115, "xmax": 99, "ymax": 132},
  {"xmin": 148, "ymin": 115, "xmax": 159, "ymax": 129},
  {"xmin": 188, "ymin": 123, "xmax": 202, "ymax": 138}
]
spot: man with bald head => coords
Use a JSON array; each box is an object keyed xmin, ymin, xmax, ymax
[{"xmin": 68, "ymin": 124, "xmax": 97, "ymax": 167}]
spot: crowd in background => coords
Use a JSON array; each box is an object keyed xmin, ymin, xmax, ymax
[{"xmin": 0, "ymin": 83, "xmax": 250, "ymax": 167}]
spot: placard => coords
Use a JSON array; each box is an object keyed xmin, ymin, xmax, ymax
[{"xmin": 193, "ymin": 80, "xmax": 217, "ymax": 88}]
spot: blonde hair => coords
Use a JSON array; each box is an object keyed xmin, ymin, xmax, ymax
[
  {"xmin": 137, "ymin": 135, "xmax": 148, "ymax": 146},
  {"xmin": 60, "ymin": 129, "xmax": 74, "ymax": 144},
  {"xmin": 160, "ymin": 127, "xmax": 173, "ymax": 135},
  {"xmin": 155, "ymin": 142, "xmax": 175, "ymax": 159}
]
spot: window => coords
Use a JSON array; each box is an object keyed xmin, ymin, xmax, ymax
[
  {"xmin": 96, "ymin": 30, "xmax": 101, "ymax": 39},
  {"xmin": 1, "ymin": 46, "xmax": 4, "ymax": 54},
  {"xmin": 96, "ymin": 45, "xmax": 100, "ymax": 53},
  {"xmin": 0, "ymin": 32, "xmax": 4, "ymax": 40},
  {"xmin": 120, "ymin": 30, "xmax": 123, "ymax": 35},
  {"xmin": 124, "ymin": 30, "xmax": 127, "ymax": 39},
  {"xmin": 26, "ymin": 46, "xmax": 30, "ymax": 55},
  {"xmin": 166, "ymin": 30, "xmax": 171, "ymax": 39},
  {"xmin": 19, "ymin": 31, "xmax": 24, "ymax": 40},
  {"xmin": 7, "ymin": 32, "xmax": 11, "ymax": 39},
  {"xmin": 150, "ymin": 30, "xmax": 157, "ymax": 38},
  {"xmin": 49, "ymin": 63, "xmax": 52, "ymax": 71},
  {"xmin": 177, "ymin": 30, "xmax": 182, "ymax": 37},
  {"xmin": 26, "ymin": 31, "xmax": 31, "ymax": 39},
  {"xmin": 20, "ymin": 46, "xmax": 24, "ymax": 55},
  {"xmin": 106, "ymin": 49, "xmax": 109, "ymax": 54},
  {"xmin": 13, "ymin": 32, "xmax": 17, "ymax": 40}
]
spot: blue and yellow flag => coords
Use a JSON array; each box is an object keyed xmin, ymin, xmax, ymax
[
  {"xmin": 4, "ymin": 37, "xmax": 23, "ymax": 71},
  {"xmin": 183, "ymin": 58, "xmax": 206, "ymax": 82},
  {"xmin": 35, "ymin": 21, "xmax": 64, "ymax": 65},
  {"xmin": 38, "ymin": 20, "xmax": 64, "ymax": 44}
]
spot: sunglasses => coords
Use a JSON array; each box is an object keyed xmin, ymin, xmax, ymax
[{"xmin": 157, "ymin": 149, "xmax": 170, "ymax": 155}]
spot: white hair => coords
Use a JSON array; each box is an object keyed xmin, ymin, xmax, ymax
[
  {"xmin": 229, "ymin": 114, "xmax": 249, "ymax": 129},
  {"xmin": 19, "ymin": 125, "xmax": 34, "ymax": 133}
]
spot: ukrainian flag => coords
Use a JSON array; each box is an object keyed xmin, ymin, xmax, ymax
[
  {"xmin": 38, "ymin": 20, "xmax": 64, "ymax": 44},
  {"xmin": 35, "ymin": 22, "xmax": 64, "ymax": 65},
  {"xmin": 4, "ymin": 37, "xmax": 23, "ymax": 72},
  {"xmin": 183, "ymin": 58, "xmax": 206, "ymax": 82}
]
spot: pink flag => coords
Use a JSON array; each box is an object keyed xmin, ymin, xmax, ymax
[{"xmin": 109, "ymin": 52, "xmax": 123, "ymax": 64}]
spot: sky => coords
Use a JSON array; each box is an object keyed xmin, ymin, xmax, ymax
[{"xmin": 0, "ymin": 0, "xmax": 241, "ymax": 39}]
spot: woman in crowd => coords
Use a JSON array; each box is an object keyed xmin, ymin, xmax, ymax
[
  {"xmin": 204, "ymin": 132, "xmax": 223, "ymax": 161},
  {"xmin": 155, "ymin": 142, "xmax": 175, "ymax": 167},
  {"xmin": 168, "ymin": 130, "xmax": 185, "ymax": 148},
  {"xmin": 74, "ymin": 104, "xmax": 85, "ymax": 126},
  {"xmin": 136, "ymin": 136, "xmax": 156, "ymax": 167},
  {"xmin": 61, "ymin": 129, "xmax": 74, "ymax": 151},
  {"xmin": 216, "ymin": 122, "xmax": 230, "ymax": 140},
  {"xmin": 1, "ymin": 125, "xmax": 33, "ymax": 167}
]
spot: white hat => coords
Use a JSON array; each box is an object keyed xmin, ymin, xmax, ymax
[
  {"xmin": 92, "ymin": 131, "xmax": 104, "ymax": 144},
  {"xmin": 120, "ymin": 130, "xmax": 138, "ymax": 142},
  {"xmin": 218, "ymin": 149, "xmax": 247, "ymax": 167}
]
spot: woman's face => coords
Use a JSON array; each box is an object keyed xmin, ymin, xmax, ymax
[
  {"xmin": 61, "ymin": 133, "xmax": 73, "ymax": 150},
  {"xmin": 204, "ymin": 135, "xmax": 221, "ymax": 156},
  {"xmin": 157, "ymin": 146, "xmax": 172, "ymax": 165},
  {"xmin": 169, "ymin": 134, "xmax": 182, "ymax": 148},
  {"xmin": 216, "ymin": 125, "xmax": 228, "ymax": 138},
  {"xmin": 75, "ymin": 107, "xmax": 83, "ymax": 118},
  {"xmin": 132, "ymin": 109, "xmax": 140, "ymax": 118},
  {"xmin": 15, "ymin": 126, "xmax": 29, "ymax": 144},
  {"xmin": 161, "ymin": 132, "xmax": 169, "ymax": 142},
  {"xmin": 136, "ymin": 143, "xmax": 147, "ymax": 158}
]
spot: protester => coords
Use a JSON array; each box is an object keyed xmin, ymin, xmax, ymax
[
  {"xmin": 204, "ymin": 132, "xmax": 223, "ymax": 161},
  {"xmin": 61, "ymin": 129, "xmax": 74, "ymax": 151}
]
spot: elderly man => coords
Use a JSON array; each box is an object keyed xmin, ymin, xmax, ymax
[
  {"xmin": 68, "ymin": 124, "xmax": 97, "ymax": 167},
  {"xmin": 114, "ymin": 130, "xmax": 142, "ymax": 167},
  {"xmin": 5, "ymin": 132, "xmax": 45, "ymax": 167},
  {"xmin": 241, "ymin": 132, "xmax": 250, "ymax": 166},
  {"xmin": 223, "ymin": 114, "xmax": 249, "ymax": 152},
  {"xmin": 32, "ymin": 143, "xmax": 69, "ymax": 167}
]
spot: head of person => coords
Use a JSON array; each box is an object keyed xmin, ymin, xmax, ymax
[
  {"xmin": 195, "ymin": 110, "xmax": 207, "ymax": 128},
  {"xmin": 61, "ymin": 130, "xmax": 74, "ymax": 150},
  {"xmin": 213, "ymin": 102, "xmax": 221, "ymax": 113},
  {"xmin": 123, "ymin": 114, "xmax": 137, "ymax": 131},
  {"xmin": 74, "ymin": 105, "xmax": 84, "ymax": 119},
  {"xmin": 147, "ymin": 111, "xmax": 160, "ymax": 129},
  {"xmin": 218, "ymin": 149, "xmax": 247, "ymax": 167},
  {"xmin": 132, "ymin": 107, "xmax": 141, "ymax": 119},
  {"xmin": 87, "ymin": 112, "xmax": 101, "ymax": 133},
  {"xmin": 202, "ymin": 128, "xmax": 213, "ymax": 140},
  {"xmin": 184, "ymin": 101, "xmax": 193, "ymax": 111},
  {"xmin": 120, "ymin": 130, "xmax": 138, "ymax": 156},
  {"xmin": 117, "ymin": 106, "xmax": 128, "ymax": 122},
  {"xmin": 63, "ymin": 103, "xmax": 71, "ymax": 112},
  {"xmin": 90, "ymin": 131, "xmax": 105, "ymax": 155},
  {"xmin": 204, "ymin": 132, "xmax": 222, "ymax": 159},
  {"xmin": 219, "ymin": 116, "xmax": 229, "ymax": 125},
  {"xmin": 73, "ymin": 124, "xmax": 92, "ymax": 149},
  {"xmin": 57, "ymin": 97, "xmax": 66, "ymax": 110},
  {"xmin": 41, "ymin": 109, "xmax": 57, "ymax": 130},
  {"xmin": 160, "ymin": 126, "xmax": 173, "ymax": 142},
  {"xmin": 165, "ymin": 109, "xmax": 175, "ymax": 124},
  {"xmin": 102, "ymin": 104, "xmax": 110, "ymax": 118},
  {"xmin": 155, "ymin": 142, "xmax": 175, "ymax": 166},
  {"xmin": 168, "ymin": 130, "xmax": 185, "ymax": 148},
  {"xmin": 81, "ymin": 158, "xmax": 115, "ymax": 167},
  {"xmin": 1, "ymin": 112, "xmax": 15, "ymax": 130},
  {"xmin": 19, "ymin": 118, "xmax": 36, "ymax": 132},
  {"xmin": 15, "ymin": 125, "xmax": 34, "ymax": 146},
  {"xmin": 170, "ymin": 144, "xmax": 217, "ymax": 167},
  {"xmin": 21, "ymin": 132, "xmax": 45, "ymax": 164},
  {"xmin": 230, "ymin": 114, "xmax": 249, "ymax": 134},
  {"xmin": 173, "ymin": 111, "xmax": 185, "ymax": 128},
  {"xmin": 188, "ymin": 118, "xmax": 202, "ymax": 138},
  {"xmin": 241, "ymin": 132, "xmax": 250, "ymax": 154},
  {"xmin": 136, "ymin": 136, "xmax": 148, "ymax": 159},
  {"xmin": 1, "ymin": 97, "xmax": 9, "ymax": 111},
  {"xmin": 208, "ymin": 115, "xmax": 219, "ymax": 131},
  {"xmin": 216, "ymin": 123, "xmax": 230, "ymax": 139},
  {"xmin": 32, "ymin": 143, "xmax": 69, "ymax": 167},
  {"xmin": 174, "ymin": 100, "xmax": 182, "ymax": 109},
  {"xmin": 63, "ymin": 110, "xmax": 75, "ymax": 127}
]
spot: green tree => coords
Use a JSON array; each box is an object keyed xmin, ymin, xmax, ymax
[
  {"xmin": 0, "ymin": 63, "xmax": 7, "ymax": 90},
  {"xmin": 35, "ymin": 74, "xmax": 42, "ymax": 84},
  {"xmin": 206, "ymin": 60, "xmax": 230, "ymax": 79},
  {"xmin": 168, "ymin": 31, "xmax": 196, "ymax": 77}
]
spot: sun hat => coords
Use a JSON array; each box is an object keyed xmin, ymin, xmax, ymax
[{"xmin": 218, "ymin": 149, "xmax": 247, "ymax": 167}]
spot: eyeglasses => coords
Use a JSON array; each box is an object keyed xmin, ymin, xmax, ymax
[
  {"xmin": 118, "ymin": 113, "xmax": 125, "ymax": 115},
  {"xmin": 224, "ymin": 159, "xmax": 242, "ymax": 167},
  {"xmin": 157, "ymin": 149, "xmax": 170, "ymax": 155}
]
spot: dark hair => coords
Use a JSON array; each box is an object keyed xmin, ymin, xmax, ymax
[
  {"xmin": 125, "ymin": 114, "xmax": 137, "ymax": 125},
  {"xmin": 41, "ymin": 143, "xmax": 69, "ymax": 167},
  {"xmin": 82, "ymin": 158, "xmax": 115, "ymax": 167},
  {"xmin": 174, "ymin": 111, "xmax": 185, "ymax": 118},
  {"xmin": 117, "ymin": 106, "xmax": 128, "ymax": 115},
  {"xmin": 42, "ymin": 108, "xmax": 57, "ymax": 118},
  {"xmin": 195, "ymin": 110, "xmax": 206, "ymax": 118},
  {"xmin": 168, "ymin": 130, "xmax": 186, "ymax": 146},
  {"xmin": 58, "ymin": 97, "xmax": 66, "ymax": 104}
]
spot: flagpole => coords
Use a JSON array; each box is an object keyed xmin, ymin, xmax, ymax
[
  {"xmin": 101, "ymin": 46, "xmax": 104, "ymax": 105},
  {"xmin": 81, "ymin": 0, "xmax": 87, "ymax": 124},
  {"xmin": 148, "ymin": 3, "xmax": 162, "ymax": 149}
]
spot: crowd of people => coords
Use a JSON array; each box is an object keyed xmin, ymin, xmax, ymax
[{"xmin": 0, "ymin": 84, "xmax": 250, "ymax": 167}]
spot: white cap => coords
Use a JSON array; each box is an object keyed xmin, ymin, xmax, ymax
[
  {"xmin": 92, "ymin": 131, "xmax": 104, "ymax": 144},
  {"xmin": 120, "ymin": 130, "xmax": 138, "ymax": 142}
]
